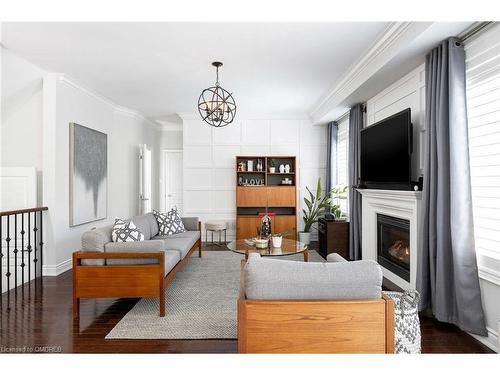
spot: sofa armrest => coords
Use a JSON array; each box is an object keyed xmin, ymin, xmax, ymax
[
  {"xmin": 73, "ymin": 250, "xmax": 164, "ymax": 266},
  {"xmin": 326, "ymin": 253, "xmax": 348, "ymax": 263},
  {"xmin": 181, "ymin": 217, "xmax": 200, "ymax": 231}
]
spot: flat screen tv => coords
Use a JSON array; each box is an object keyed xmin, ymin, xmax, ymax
[{"xmin": 360, "ymin": 108, "xmax": 412, "ymax": 190}]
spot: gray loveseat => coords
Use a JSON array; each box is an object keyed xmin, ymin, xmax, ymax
[{"xmin": 73, "ymin": 212, "xmax": 201, "ymax": 317}]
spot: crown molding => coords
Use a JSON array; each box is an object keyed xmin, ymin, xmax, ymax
[
  {"xmin": 310, "ymin": 22, "xmax": 433, "ymax": 124},
  {"xmin": 57, "ymin": 74, "xmax": 161, "ymax": 130},
  {"xmin": 157, "ymin": 121, "xmax": 183, "ymax": 131}
]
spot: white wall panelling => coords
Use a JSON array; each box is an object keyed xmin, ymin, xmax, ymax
[{"xmin": 181, "ymin": 116, "xmax": 327, "ymax": 241}]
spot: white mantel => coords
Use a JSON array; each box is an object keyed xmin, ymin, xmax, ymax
[{"xmin": 358, "ymin": 189, "xmax": 422, "ymax": 290}]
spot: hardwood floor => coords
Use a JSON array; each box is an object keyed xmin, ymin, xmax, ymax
[{"xmin": 0, "ymin": 244, "xmax": 494, "ymax": 354}]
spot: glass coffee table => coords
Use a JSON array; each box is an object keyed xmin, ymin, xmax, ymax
[{"xmin": 227, "ymin": 238, "xmax": 309, "ymax": 262}]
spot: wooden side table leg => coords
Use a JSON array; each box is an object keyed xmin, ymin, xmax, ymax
[{"xmin": 303, "ymin": 249, "xmax": 309, "ymax": 262}]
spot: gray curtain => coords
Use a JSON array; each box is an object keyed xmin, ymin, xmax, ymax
[
  {"xmin": 348, "ymin": 104, "xmax": 363, "ymax": 261},
  {"xmin": 326, "ymin": 121, "xmax": 338, "ymax": 193},
  {"xmin": 417, "ymin": 37, "xmax": 487, "ymax": 336}
]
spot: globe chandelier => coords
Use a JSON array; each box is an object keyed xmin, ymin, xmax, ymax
[{"xmin": 198, "ymin": 61, "xmax": 237, "ymax": 127}]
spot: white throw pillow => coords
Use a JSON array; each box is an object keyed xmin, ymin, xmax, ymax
[
  {"xmin": 153, "ymin": 208, "xmax": 186, "ymax": 236},
  {"xmin": 111, "ymin": 218, "xmax": 145, "ymax": 242}
]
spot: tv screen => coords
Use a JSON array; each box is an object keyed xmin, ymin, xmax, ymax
[{"xmin": 360, "ymin": 108, "xmax": 412, "ymax": 187}]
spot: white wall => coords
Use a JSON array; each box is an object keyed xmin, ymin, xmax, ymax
[
  {"xmin": 42, "ymin": 75, "xmax": 161, "ymax": 272},
  {"xmin": 366, "ymin": 64, "xmax": 426, "ymax": 182},
  {"xmin": 181, "ymin": 114, "xmax": 327, "ymax": 241},
  {"xmin": 366, "ymin": 64, "xmax": 499, "ymax": 352},
  {"xmin": 159, "ymin": 130, "xmax": 182, "ymax": 150},
  {"xmin": 1, "ymin": 48, "xmax": 46, "ymax": 204}
]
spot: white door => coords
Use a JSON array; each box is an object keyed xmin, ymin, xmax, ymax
[
  {"xmin": 164, "ymin": 150, "xmax": 183, "ymax": 213},
  {"xmin": 139, "ymin": 144, "xmax": 152, "ymax": 214}
]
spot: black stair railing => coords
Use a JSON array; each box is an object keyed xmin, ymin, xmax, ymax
[{"xmin": 0, "ymin": 207, "xmax": 48, "ymax": 297}]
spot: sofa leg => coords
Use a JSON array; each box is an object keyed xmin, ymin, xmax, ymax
[
  {"xmin": 159, "ymin": 279, "xmax": 166, "ymax": 317},
  {"xmin": 198, "ymin": 241, "xmax": 202, "ymax": 258}
]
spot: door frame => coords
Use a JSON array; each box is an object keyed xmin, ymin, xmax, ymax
[{"xmin": 161, "ymin": 149, "xmax": 183, "ymax": 212}]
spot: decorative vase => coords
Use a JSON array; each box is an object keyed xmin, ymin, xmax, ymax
[
  {"xmin": 272, "ymin": 236, "xmax": 283, "ymax": 248},
  {"xmin": 247, "ymin": 160, "xmax": 254, "ymax": 171},
  {"xmin": 257, "ymin": 159, "xmax": 263, "ymax": 171},
  {"xmin": 298, "ymin": 231, "xmax": 311, "ymax": 245},
  {"xmin": 279, "ymin": 164, "xmax": 285, "ymax": 173},
  {"xmin": 285, "ymin": 164, "xmax": 290, "ymax": 173},
  {"xmin": 269, "ymin": 167, "xmax": 276, "ymax": 173}
]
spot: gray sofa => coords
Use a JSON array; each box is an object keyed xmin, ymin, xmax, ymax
[
  {"xmin": 81, "ymin": 212, "xmax": 201, "ymax": 274},
  {"xmin": 73, "ymin": 212, "xmax": 201, "ymax": 318}
]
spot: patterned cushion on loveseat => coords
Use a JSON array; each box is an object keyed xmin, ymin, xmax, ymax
[{"xmin": 153, "ymin": 208, "xmax": 187, "ymax": 236}]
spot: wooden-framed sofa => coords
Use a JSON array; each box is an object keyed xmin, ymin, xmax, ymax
[
  {"xmin": 72, "ymin": 213, "xmax": 201, "ymax": 318},
  {"xmin": 238, "ymin": 253, "xmax": 395, "ymax": 353}
]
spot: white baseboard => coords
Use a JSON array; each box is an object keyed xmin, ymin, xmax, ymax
[
  {"xmin": 42, "ymin": 258, "xmax": 72, "ymax": 276},
  {"xmin": 469, "ymin": 326, "xmax": 499, "ymax": 353}
]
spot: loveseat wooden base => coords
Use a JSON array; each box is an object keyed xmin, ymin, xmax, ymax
[{"xmin": 73, "ymin": 224, "xmax": 202, "ymax": 318}]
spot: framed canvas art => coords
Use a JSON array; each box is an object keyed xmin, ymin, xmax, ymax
[{"xmin": 69, "ymin": 123, "xmax": 107, "ymax": 226}]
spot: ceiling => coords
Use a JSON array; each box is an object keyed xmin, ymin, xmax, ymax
[{"xmin": 2, "ymin": 22, "xmax": 391, "ymax": 119}]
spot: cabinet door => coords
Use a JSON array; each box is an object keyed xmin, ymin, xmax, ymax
[
  {"xmin": 236, "ymin": 186, "xmax": 268, "ymax": 207},
  {"xmin": 236, "ymin": 216, "xmax": 262, "ymax": 239},
  {"xmin": 274, "ymin": 215, "xmax": 297, "ymax": 240},
  {"xmin": 267, "ymin": 187, "xmax": 295, "ymax": 207}
]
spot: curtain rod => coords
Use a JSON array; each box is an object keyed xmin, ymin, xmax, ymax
[{"xmin": 459, "ymin": 22, "xmax": 494, "ymax": 43}]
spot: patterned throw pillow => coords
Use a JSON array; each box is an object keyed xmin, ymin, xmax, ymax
[
  {"xmin": 153, "ymin": 208, "xmax": 186, "ymax": 236},
  {"xmin": 111, "ymin": 218, "xmax": 145, "ymax": 242}
]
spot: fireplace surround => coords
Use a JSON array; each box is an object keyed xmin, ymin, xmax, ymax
[{"xmin": 358, "ymin": 189, "xmax": 422, "ymax": 289}]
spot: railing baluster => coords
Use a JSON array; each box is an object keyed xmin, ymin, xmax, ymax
[
  {"xmin": 6, "ymin": 215, "xmax": 11, "ymax": 295},
  {"xmin": 27, "ymin": 213, "xmax": 31, "ymax": 283},
  {"xmin": 21, "ymin": 213, "xmax": 25, "ymax": 286},
  {"xmin": 39, "ymin": 210, "xmax": 44, "ymax": 281},
  {"xmin": 34, "ymin": 211, "xmax": 38, "ymax": 280},
  {"xmin": 14, "ymin": 214, "xmax": 18, "ymax": 291}
]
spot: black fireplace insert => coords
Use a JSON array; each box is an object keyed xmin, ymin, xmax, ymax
[{"xmin": 377, "ymin": 214, "xmax": 410, "ymax": 282}]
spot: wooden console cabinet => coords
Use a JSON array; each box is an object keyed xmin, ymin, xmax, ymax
[
  {"xmin": 236, "ymin": 156, "xmax": 297, "ymax": 240},
  {"xmin": 318, "ymin": 218, "xmax": 349, "ymax": 260}
]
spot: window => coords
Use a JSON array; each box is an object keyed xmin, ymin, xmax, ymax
[
  {"xmin": 336, "ymin": 114, "xmax": 349, "ymax": 215},
  {"xmin": 465, "ymin": 23, "xmax": 500, "ymax": 261}
]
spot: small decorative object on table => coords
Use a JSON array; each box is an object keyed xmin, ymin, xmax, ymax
[
  {"xmin": 383, "ymin": 290, "xmax": 421, "ymax": 354},
  {"xmin": 271, "ymin": 230, "xmax": 289, "ymax": 248},
  {"xmin": 260, "ymin": 214, "xmax": 272, "ymax": 237},
  {"xmin": 254, "ymin": 238, "xmax": 269, "ymax": 249}
]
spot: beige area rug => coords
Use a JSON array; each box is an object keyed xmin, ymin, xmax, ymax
[{"xmin": 106, "ymin": 249, "xmax": 324, "ymax": 339}]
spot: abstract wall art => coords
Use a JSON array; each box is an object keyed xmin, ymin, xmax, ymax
[{"xmin": 69, "ymin": 123, "xmax": 107, "ymax": 226}]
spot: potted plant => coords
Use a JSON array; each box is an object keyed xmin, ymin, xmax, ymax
[
  {"xmin": 269, "ymin": 159, "xmax": 276, "ymax": 173},
  {"xmin": 298, "ymin": 178, "xmax": 331, "ymax": 245},
  {"xmin": 271, "ymin": 230, "xmax": 289, "ymax": 248},
  {"xmin": 329, "ymin": 185, "xmax": 348, "ymax": 220}
]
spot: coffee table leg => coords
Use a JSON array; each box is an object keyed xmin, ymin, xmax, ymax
[
  {"xmin": 245, "ymin": 252, "xmax": 249, "ymax": 261},
  {"xmin": 303, "ymin": 250, "xmax": 309, "ymax": 262}
]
